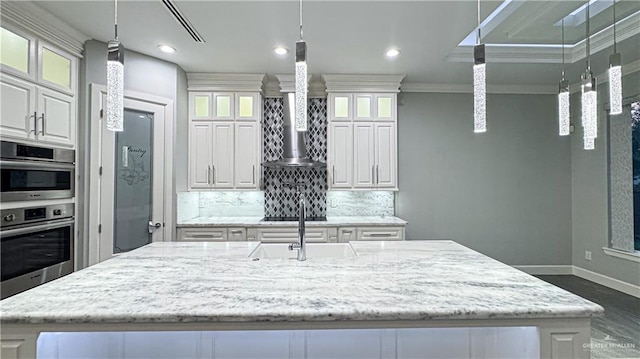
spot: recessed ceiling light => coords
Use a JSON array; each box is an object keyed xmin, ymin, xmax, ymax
[
  {"xmin": 273, "ymin": 46, "xmax": 289, "ymax": 56},
  {"xmin": 385, "ymin": 48, "xmax": 401, "ymax": 58},
  {"xmin": 157, "ymin": 45, "xmax": 177, "ymax": 54}
]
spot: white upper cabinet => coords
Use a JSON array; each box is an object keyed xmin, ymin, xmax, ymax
[
  {"xmin": 329, "ymin": 123, "xmax": 353, "ymax": 188},
  {"xmin": 327, "ymin": 92, "xmax": 398, "ymax": 190},
  {"xmin": 1, "ymin": 25, "xmax": 78, "ymax": 148},
  {"xmin": 0, "ymin": 75, "xmax": 36, "ymax": 140},
  {"xmin": 187, "ymin": 89, "xmax": 262, "ymax": 191},
  {"xmin": 37, "ymin": 86, "xmax": 75, "ymax": 147},
  {"xmin": 329, "ymin": 94, "xmax": 352, "ymax": 121},
  {"xmin": 234, "ymin": 122, "xmax": 259, "ymax": 188},
  {"xmin": 213, "ymin": 93, "xmax": 234, "ymax": 120}
]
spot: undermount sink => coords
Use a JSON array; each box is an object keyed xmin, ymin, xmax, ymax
[{"xmin": 249, "ymin": 243, "xmax": 357, "ymax": 259}]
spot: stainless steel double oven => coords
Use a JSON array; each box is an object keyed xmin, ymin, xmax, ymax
[{"xmin": 1, "ymin": 141, "xmax": 75, "ymax": 299}]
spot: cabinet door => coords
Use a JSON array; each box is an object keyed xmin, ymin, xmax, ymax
[
  {"xmin": 329, "ymin": 94, "xmax": 352, "ymax": 121},
  {"xmin": 257, "ymin": 227, "xmax": 328, "ymax": 243},
  {"xmin": 38, "ymin": 42, "xmax": 75, "ymax": 95},
  {"xmin": 0, "ymin": 75, "xmax": 36, "ymax": 141},
  {"xmin": 213, "ymin": 92, "xmax": 234, "ymax": 120},
  {"xmin": 190, "ymin": 92, "xmax": 212, "ymax": 120},
  {"xmin": 354, "ymin": 94, "xmax": 373, "ymax": 121},
  {"xmin": 234, "ymin": 122, "xmax": 259, "ymax": 189},
  {"xmin": 235, "ymin": 93, "xmax": 259, "ymax": 121},
  {"xmin": 353, "ymin": 123, "xmax": 375, "ymax": 188},
  {"xmin": 338, "ymin": 227, "xmax": 357, "ymax": 243},
  {"xmin": 188, "ymin": 122, "xmax": 213, "ymax": 190},
  {"xmin": 374, "ymin": 94, "xmax": 395, "ymax": 121},
  {"xmin": 211, "ymin": 122, "xmax": 234, "ymax": 188},
  {"xmin": 36, "ymin": 87, "xmax": 75, "ymax": 147},
  {"xmin": 356, "ymin": 226, "xmax": 404, "ymax": 241},
  {"xmin": 374, "ymin": 123, "xmax": 397, "ymax": 189},
  {"xmin": 0, "ymin": 26, "xmax": 36, "ymax": 79},
  {"xmin": 329, "ymin": 123, "xmax": 353, "ymax": 188}
]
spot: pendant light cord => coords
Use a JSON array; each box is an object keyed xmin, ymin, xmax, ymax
[
  {"xmin": 114, "ymin": 0, "xmax": 118, "ymax": 40},
  {"xmin": 613, "ymin": 0, "xmax": 617, "ymax": 53},
  {"xmin": 299, "ymin": 0, "xmax": 303, "ymax": 40},
  {"xmin": 561, "ymin": 18, "xmax": 565, "ymax": 80},
  {"xmin": 477, "ymin": 0, "xmax": 481, "ymax": 44},
  {"xmin": 586, "ymin": 0, "xmax": 591, "ymax": 71}
]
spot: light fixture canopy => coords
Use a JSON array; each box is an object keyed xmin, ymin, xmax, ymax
[
  {"xmin": 473, "ymin": 43, "xmax": 486, "ymax": 133},
  {"xmin": 106, "ymin": 0, "xmax": 124, "ymax": 132}
]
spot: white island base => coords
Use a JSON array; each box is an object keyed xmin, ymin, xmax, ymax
[{"xmin": 1, "ymin": 241, "xmax": 601, "ymax": 359}]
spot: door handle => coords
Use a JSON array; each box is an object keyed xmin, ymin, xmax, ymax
[
  {"xmin": 29, "ymin": 112, "xmax": 37, "ymax": 133},
  {"xmin": 38, "ymin": 113, "xmax": 45, "ymax": 135},
  {"xmin": 148, "ymin": 221, "xmax": 162, "ymax": 234}
]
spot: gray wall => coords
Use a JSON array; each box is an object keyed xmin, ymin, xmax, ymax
[
  {"xmin": 396, "ymin": 92, "xmax": 573, "ymax": 266},
  {"xmin": 571, "ymin": 71, "xmax": 640, "ymax": 286},
  {"xmin": 78, "ymin": 40, "xmax": 186, "ymax": 268}
]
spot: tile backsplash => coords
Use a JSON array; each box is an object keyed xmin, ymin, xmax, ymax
[
  {"xmin": 327, "ymin": 191, "xmax": 395, "ymax": 217},
  {"xmin": 177, "ymin": 191, "xmax": 264, "ymax": 221}
]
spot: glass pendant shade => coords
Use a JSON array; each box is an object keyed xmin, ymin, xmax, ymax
[
  {"xmin": 558, "ymin": 80, "xmax": 570, "ymax": 136},
  {"xmin": 608, "ymin": 53, "xmax": 622, "ymax": 115},
  {"xmin": 581, "ymin": 71, "xmax": 597, "ymax": 150},
  {"xmin": 473, "ymin": 44, "xmax": 486, "ymax": 133},
  {"xmin": 107, "ymin": 40, "xmax": 124, "ymax": 132},
  {"xmin": 294, "ymin": 40, "xmax": 308, "ymax": 132}
]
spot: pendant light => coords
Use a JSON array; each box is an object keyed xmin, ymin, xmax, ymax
[
  {"xmin": 294, "ymin": 0, "xmax": 308, "ymax": 132},
  {"xmin": 473, "ymin": 0, "xmax": 486, "ymax": 133},
  {"xmin": 608, "ymin": 0, "xmax": 622, "ymax": 115},
  {"xmin": 581, "ymin": 0, "xmax": 597, "ymax": 150},
  {"xmin": 107, "ymin": 0, "xmax": 124, "ymax": 132},
  {"xmin": 558, "ymin": 18, "xmax": 570, "ymax": 136}
]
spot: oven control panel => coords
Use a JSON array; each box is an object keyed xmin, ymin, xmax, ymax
[{"xmin": 1, "ymin": 203, "xmax": 74, "ymax": 228}]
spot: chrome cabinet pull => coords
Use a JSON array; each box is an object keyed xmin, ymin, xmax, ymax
[
  {"xmin": 252, "ymin": 165, "xmax": 255, "ymax": 185},
  {"xmin": 29, "ymin": 112, "xmax": 37, "ymax": 133},
  {"xmin": 332, "ymin": 166, "xmax": 336, "ymax": 185},
  {"xmin": 38, "ymin": 113, "xmax": 45, "ymax": 135},
  {"xmin": 372, "ymin": 165, "xmax": 375, "ymax": 185},
  {"xmin": 207, "ymin": 165, "xmax": 211, "ymax": 184},
  {"xmin": 230, "ymin": 230, "xmax": 243, "ymax": 234},
  {"xmin": 376, "ymin": 165, "xmax": 379, "ymax": 185},
  {"xmin": 212, "ymin": 165, "xmax": 215, "ymax": 185},
  {"xmin": 369, "ymin": 233, "xmax": 392, "ymax": 237}
]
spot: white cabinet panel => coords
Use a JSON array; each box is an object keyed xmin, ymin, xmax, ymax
[
  {"xmin": 213, "ymin": 93, "xmax": 234, "ymax": 120},
  {"xmin": 211, "ymin": 122, "xmax": 234, "ymax": 188},
  {"xmin": 36, "ymin": 87, "xmax": 75, "ymax": 147},
  {"xmin": 337, "ymin": 227, "xmax": 357, "ymax": 243},
  {"xmin": 257, "ymin": 227, "xmax": 328, "ymax": 243},
  {"xmin": 227, "ymin": 227, "xmax": 247, "ymax": 241},
  {"xmin": 177, "ymin": 228, "xmax": 228, "ymax": 241},
  {"xmin": 234, "ymin": 122, "xmax": 259, "ymax": 189},
  {"xmin": 0, "ymin": 75, "xmax": 36, "ymax": 141},
  {"xmin": 189, "ymin": 92, "xmax": 212, "ymax": 120},
  {"xmin": 329, "ymin": 94, "xmax": 352, "ymax": 121},
  {"xmin": 374, "ymin": 123, "xmax": 396, "ymax": 189},
  {"xmin": 354, "ymin": 94, "xmax": 373, "ymax": 121},
  {"xmin": 235, "ymin": 93, "xmax": 259, "ymax": 121},
  {"xmin": 374, "ymin": 94, "xmax": 394, "ymax": 121},
  {"xmin": 353, "ymin": 123, "xmax": 375, "ymax": 188},
  {"xmin": 189, "ymin": 122, "xmax": 213, "ymax": 189},
  {"xmin": 329, "ymin": 123, "xmax": 353, "ymax": 188}
]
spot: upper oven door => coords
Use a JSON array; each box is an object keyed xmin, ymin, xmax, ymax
[{"xmin": 0, "ymin": 160, "xmax": 75, "ymax": 201}]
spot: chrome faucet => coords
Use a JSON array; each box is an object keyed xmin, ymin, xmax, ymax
[{"xmin": 285, "ymin": 182, "xmax": 306, "ymax": 261}]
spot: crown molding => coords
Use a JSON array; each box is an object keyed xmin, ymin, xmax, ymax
[
  {"xmin": 447, "ymin": 10, "xmax": 640, "ymax": 65},
  {"xmin": 0, "ymin": 1, "xmax": 89, "ymax": 58},
  {"xmin": 269, "ymin": 74, "xmax": 326, "ymax": 98},
  {"xmin": 322, "ymin": 74, "xmax": 405, "ymax": 93},
  {"xmin": 401, "ymin": 83, "xmax": 557, "ymax": 95},
  {"xmin": 187, "ymin": 73, "xmax": 266, "ymax": 92}
]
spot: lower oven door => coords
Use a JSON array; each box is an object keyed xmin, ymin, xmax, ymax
[{"xmin": 1, "ymin": 219, "xmax": 74, "ymax": 299}]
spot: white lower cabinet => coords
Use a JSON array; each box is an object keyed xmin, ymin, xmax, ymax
[
  {"xmin": 256, "ymin": 227, "xmax": 328, "ymax": 243},
  {"xmin": 227, "ymin": 227, "xmax": 247, "ymax": 241},
  {"xmin": 177, "ymin": 228, "xmax": 228, "ymax": 242},
  {"xmin": 337, "ymin": 227, "xmax": 357, "ymax": 242}
]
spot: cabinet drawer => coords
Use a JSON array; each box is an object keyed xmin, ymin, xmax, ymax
[
  {"xmin": 257, "ymin": 227, "xmax": 328, "ymax": 243},
  {"xmin": 337, "ymin": 227, "xmax": 357, "ymax": 243},
  {"xmin": 356, "ymin": 227, "xmax": 404, "ymax": 241},
  {"xmin": 177, "ymin": 228, "xmax": 228, "ymax": 242},
  {"xmin": 227, "ymin": 227, "xmax": 247, "ymax": 241}
]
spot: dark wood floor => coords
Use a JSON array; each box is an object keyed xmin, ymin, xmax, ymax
[{"xmin": 536, "ymin": 275, "xmax": 640, "ymax": 359}]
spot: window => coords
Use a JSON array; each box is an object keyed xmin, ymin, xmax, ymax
[{"xmin": 631, "ymin": 102, "xmax": 640, "ymax": 251}]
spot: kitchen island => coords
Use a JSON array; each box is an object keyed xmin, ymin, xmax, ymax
[{"xmin": 1, "ymin": 241, "xmax": 603, "ymax": 359}]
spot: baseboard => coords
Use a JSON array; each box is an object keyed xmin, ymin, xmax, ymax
[
  {"xmin": 572, "ymin": 266, "xmax": 640, "ymax": 298},
  {"xmin": 513, "ymin": 265, "xmax": 574, "ymax": 275}
]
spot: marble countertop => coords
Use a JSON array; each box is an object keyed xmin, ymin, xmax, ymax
[
  {"xmin": 0, "ymin": 241, "xmax": 603, "ymax": 326},
  {"xmin": 177, "ymin": 216, "xmax": 408, "ymax": 227}
]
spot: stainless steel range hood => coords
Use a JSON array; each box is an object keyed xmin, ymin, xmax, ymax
[{"xmin": 262, "ymin": 93, "xmax": 326, "ymax": 168}]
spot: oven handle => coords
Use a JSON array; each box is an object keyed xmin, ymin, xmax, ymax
[
  {"xmin": 0, "ymin": 218, "xmax": 75, "ymax": 237},
  {"xmin": 0, "ymin": 160, "xmax": 75, "ymax": 171}
]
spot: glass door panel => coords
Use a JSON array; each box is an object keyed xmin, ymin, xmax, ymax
[{"xmin": 113, "ymin": 109, "xmax": 153, "ymax": 253}]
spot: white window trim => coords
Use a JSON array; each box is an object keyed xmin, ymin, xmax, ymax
[{"xmin": 602, "ymin": 247, "xmax": 640, "ymax": 263}]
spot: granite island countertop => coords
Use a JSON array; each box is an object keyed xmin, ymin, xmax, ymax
[
  {"xmin": 176, "ymin": 216, "xmax": 408, "ymax": 227},
  {"xmin": 0, "ymin": 241, "xmax": 603, "ymax": 326}
]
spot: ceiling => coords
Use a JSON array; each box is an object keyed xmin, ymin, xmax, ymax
[{"xmin": 31, "ymin": 0, "xmax": 640, "ymax": 87}]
